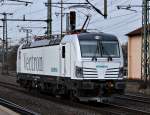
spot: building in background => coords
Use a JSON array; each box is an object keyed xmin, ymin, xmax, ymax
[{"xmin": 127, "ymin": 27, "xmax": 142, "ymax": 80}]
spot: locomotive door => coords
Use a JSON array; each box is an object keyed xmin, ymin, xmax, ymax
[
  {"xmin": 61, "ymin": 43, "xmax": 71, "ymax": 77},
  {"xmin": 17, "ymin": 50, "xmax": 21, "ymax": 72},
  {"xmin": 61, "ymin": 45, "xmax": 66, "ymax": 76}
]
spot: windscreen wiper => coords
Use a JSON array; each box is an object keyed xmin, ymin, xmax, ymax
[
  {"xmin": 92, "ymin": 40, "xmax": 100, "ymax": 61},
  {"xmin": 101, "ymin": 43, "xmax": 112, "ymax": 61}
]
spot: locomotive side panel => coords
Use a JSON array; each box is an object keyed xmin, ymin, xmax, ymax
[{"xmin": 19, "ymin": 46, "xmax": 60, "ymax": 77}]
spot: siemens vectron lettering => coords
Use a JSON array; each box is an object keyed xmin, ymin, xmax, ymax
[{"xmin": 24, "ymin": 54, "xmax": 44, "ymax": 71}]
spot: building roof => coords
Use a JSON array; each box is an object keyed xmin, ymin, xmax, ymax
[{"xmin": 126, "ymin": 27, "xmax": 142, "ymax": 37}]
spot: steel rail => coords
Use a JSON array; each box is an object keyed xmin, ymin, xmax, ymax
[
  {"xmin": 114, "ymin": 94, "xmax": 150, "ymax": 104},
  {"xmin": 0, "ymin": 80, "xmax": 150, "ymax": 115},
  {"xmin": 103, "ymin": 102, "xmax": 150, "ymax": 115},
  {"xmin": 0, "ymin": 98, "xmax": 39, "ymax": 115},
  {"xmin": 0, "ymin": 81, "xmax": 127, "ymax": 115},
  {"xmin": 125, "ymin": 93, "xmax": 150, "ymax": 100}
]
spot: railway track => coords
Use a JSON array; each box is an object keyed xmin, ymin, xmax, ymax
[
  {"xmin": 103, "ymin": 102, "xmax": 150, "ymax": 115},
  {"xmin": 114, "ymin": 93, "xmax": 150, "ymax": 104},
  {"xmin": 0, "ymin": 97, "xmax": 39, "ymax": 115},
  {"xmin": 0, "ymin": 81, "xmax": 150, "ymax": 115},
  {"xmin": 111, "ymin": 93, "xmax": 150, "ymax": 114},
  {"xmin": 125, "ymin": 93, "xmax": 150, "ymax": 103},
  {"xmin": 0, "ymin": 81, "xmax": 25, "ymax": 93}
]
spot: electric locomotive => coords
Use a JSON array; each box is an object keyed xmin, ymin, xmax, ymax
[{"xmin": 17, "ymin": 32, "xmax": 125, "ymax": 102}]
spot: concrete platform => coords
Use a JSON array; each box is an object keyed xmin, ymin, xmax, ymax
[{"xmin": 0, "ymin": 105, "xmax": 20, "ymax": 115}]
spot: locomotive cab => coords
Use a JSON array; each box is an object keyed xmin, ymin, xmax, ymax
[
  {"xmin": 60, "ymin": 32, "xmax": 125, "ymax": 102},
  {"xmin": 78, "ymin": 33, "xmax": 124, "ymax": 80}
]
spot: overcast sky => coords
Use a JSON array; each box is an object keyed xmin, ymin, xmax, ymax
[{"xmin": 0, "ymin": 0, "xmax": 142, "ymax": 44}]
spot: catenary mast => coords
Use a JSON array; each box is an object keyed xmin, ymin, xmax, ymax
[
  {"xmin": 47, "ymin": 0, "xmax": 52, "ymax": 37},
  {"xmin": 141, "ymin": 0, "xmax": 150, "ymax": 84}
]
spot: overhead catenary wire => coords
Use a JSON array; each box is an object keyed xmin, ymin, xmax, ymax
[
  {"xmin": 103, "ymin": 17, "xmax": 141, "ymax": 31},
  {"xmin": 0, "ymin": 0, "xmax": 143, "ymax": 45},
  {"xmin": 89, "ymin": 11, "xmax": 141, "ymax": 25},
  {"xmin": 100, "ymin": 14, "xmax": 140, "ymax": 30},
  {"xmin": 87, "ymin": 0, "xmax": 142, "ymax": 32},
  {"xmin": 84, "ymin": 0, "xmax": 139, "ymax": 27},
  {"xmin": 88, "ymin": 10, "xmax": 141, "ymax": 30}
]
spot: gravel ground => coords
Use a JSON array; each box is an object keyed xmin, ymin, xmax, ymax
[
  {"xmin": 0, "ymin": 73, "xmax": 102, "ymax": 115},
  {"xmin": 0, "ymin": 72, "xmax": 150, "ymax": 115},
  {"xmin": 0, "ymin": 73, "xmax": 18, "ymax": 86},
  {"xmin": 111, "ymin": 96, "xmax": 150, "ymax": 113},
  {"xmin": 0, "ymin": 86, "xmax": 103, "ymax": 115},
  {"xmin": 125, "ymin": 81, "xmax": 150, "ymax": 96}
]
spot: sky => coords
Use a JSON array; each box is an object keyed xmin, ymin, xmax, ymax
[{"xmin": 0, "ymin": 0, "xmax": 142, "ymax": 44}]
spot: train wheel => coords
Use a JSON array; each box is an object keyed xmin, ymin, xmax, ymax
[
  {"xmin": 119, "ymin": 89, "xmax": 125, "ymax": 95},
  {"xmin": 69, "ymin": 90, "xmax": 79, "ymax": 102}
]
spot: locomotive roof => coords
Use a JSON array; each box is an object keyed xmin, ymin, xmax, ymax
[
  {"xmin": 22, "ymin": 38, "xmax": 61, "ymax": 49},
  {"xmin": 78, "ymin": 32, "xmax": 118, "ymax": 41},
  {"xmin": 21, "ymin": 32, "xmax": 118, "ymax": 49}
]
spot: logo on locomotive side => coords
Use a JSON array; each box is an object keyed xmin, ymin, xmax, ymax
[{"xmin": 24, "ymin": 54, "xmax": 44, "ymax": 71}]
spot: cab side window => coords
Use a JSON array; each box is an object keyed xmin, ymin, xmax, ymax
[{"xmin": 62, "ymin": 46, "xmax": 65, "ymax": 58}]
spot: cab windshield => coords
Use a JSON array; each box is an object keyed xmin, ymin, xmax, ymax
[{"xmin": 80, "ymin": 40, "xmax": 120, "ymax": 58}]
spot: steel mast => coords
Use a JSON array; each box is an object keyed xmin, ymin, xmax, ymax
[
  {"xmin": 47, "ymin": 0, "xmax": 52, "ymax": 37},
  {"xmin": 141, "ymin": 0, "xmax": 150, "ymax": 84}
]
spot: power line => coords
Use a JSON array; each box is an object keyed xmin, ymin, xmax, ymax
[
  {"xmin": 0, "ymin": 0, "xmax": 33, "ymax": 6},
  {"xmin": 90, "ymin": 12, "xmax": 139, "ymax": 30},
  {"xmin": 0, "ymin": 18, "xmax": 47, "ymax": 22},
  {"xmin": 102, "ymin": 15, "xmax": 140, "ymax": 30},
  {"xmin": 103, "ymin": 17, "xmax": 140, "ymax": 31},
  {"xmin": 87, "ymin": 0, "xmax": 136, "ymax": 22},
  {"xmin": 89, "ymin": 11, "xmax": 140, "ymax": 25}
]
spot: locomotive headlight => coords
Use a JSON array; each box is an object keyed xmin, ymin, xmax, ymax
[
  {"xmin": 118, "ymin": 67, "xmax": 124, "ymax": 78},
  {"xmin": 75, "ymin": 66, "xmax": 83, "ymax": 78}
]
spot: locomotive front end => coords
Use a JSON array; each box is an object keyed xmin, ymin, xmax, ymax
[{"xmin": 75, "ymin": 33, "xmax": 125, "ymax": 102}]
